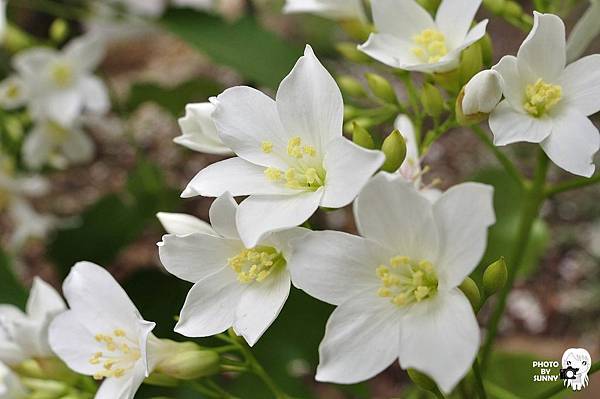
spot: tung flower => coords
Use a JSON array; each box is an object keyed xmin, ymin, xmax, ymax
[
  {"xmin": 182, "ymin": 45, "xmax": 385, "ymax": 247},
  {"xmin": 359, "ymin": 0, "xmax": 488, "ymax": 73},
  {"xmin": 489, "ymin": 12, "xmax": 600, "ymax": 177},
  {"xmin": 176, "ymin": 102, "xmax": 233, "ymax": 155},
  {"xmin": 158, "ymin": 193, "xmax": 308, "ymax": 346},
  {"xmin": 290, "ymin": 173, "xmax": 495, "ymax": 393},
  {"xmin": 283, "ymin": 0, "xmax": 367, "ymax": 22}
]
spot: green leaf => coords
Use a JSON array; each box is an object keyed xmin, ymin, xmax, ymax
[
  {"xmin": 0, "ymin": 247, "xmax": 27, "ymax": 308},
  {"xmin": 161, "ymin": 10, "xmax": 301, "ymax": 88}
]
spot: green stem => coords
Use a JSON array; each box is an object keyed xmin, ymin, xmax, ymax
[
  {"xmin": 545, "ymin": 173, "xmax": 600, "ymax": 197},
  {"xmin": 472, "ymin": 360, "xmax": 488, "ymax": 399},
  {"xmin": 471, "ymin": 125, "xmax": 526, "ymax": 190},
  {"xmin": 534, "ymin": 361, "xmax": 600, "ymax": 399},
  {"xmin": 480, "ymin": 149, "xmax": 549, "ymax": 369}
]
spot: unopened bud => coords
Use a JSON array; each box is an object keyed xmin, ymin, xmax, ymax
[
  {"xmin": 432, "ymin": 68, "xmax": 460, "ymax": 93},
  {"xmin": 419, "ymin": 83, "xmax": 444, "ymax": 117},
  {"xmin": 459, "ymin": 42, "xmax": 483, "ymax": 85},
  {"xmin": 352, "ymin": 122, "xmax": 375, "ymax": 149},
  {"xmin": 416, "ymin": 0, "xmax": 441, "ymax": 13},
  {"xmin": 155, "ymin": 342, "xmax": 220, "ymax": 380},
  {"xmin": 49, "ymin": 19, "xmax": 69, "ymax": 44},
  {"xmin": 339, "ymin": 20, "xmax": 373, "ymax": 42},
  {"xmin": 483, "ymin": 257, "xmax": 508, "ymax": 297},
  {"xmin": 459, "ymin": 277, "xmax": 481, "ymax": 312},
  {"xmin": 337, "ymin": 75, "xmax": 367, "ymax": 98},
  {"xmin": 381, "ymin": 129, "xmax": 406, "ymax": 172},
  {"xmin": 458, "ymin": 69, "xmax": 502, "ymax": 124},
  {"xmin": 21, "ymin": 378, "xmax": 69, "ymax": 397},
  {"xmin": 407, "ymin": 368, "xmax": 438, "ymax": 393},
  {"xmin": 336, "ymin": 42, "xmax": 371, "ymax": 63},
  {"xmin": 483, "ymin": 0, "xmax": 506, "ymax": 15},
  {"xmin": 504, "ymin": 1, "xmax": 523, "ymax": 19},
  {"xmin": 365, "ymin": 73, "xmax": 397, "ymax": 104},
  {"xmin": 344, "ymin": 105, "xmax": 359, "ymax": 120},
  {"xmin": 344, "ymin": 117, "xmax": 371, "ymax": 134}
]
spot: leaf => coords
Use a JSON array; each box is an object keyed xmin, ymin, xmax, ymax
[
  {"xmin": 0, "ymin": 247, "xmax": 27, "ymax": 308},
  {"xmin": 161, "ymin": 10, "xmax": 302, "ymax": 88}
]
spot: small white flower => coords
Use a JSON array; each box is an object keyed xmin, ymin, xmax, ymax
[
  {"xmin": 48, "ymin": 262, "xmax": 172, "ymax": 399},
  {"xmin": 0, "ymin": 76, "xmax": 28, "ymax": 110},
  {"xmin": 489, "ymin": 12, "xmax": 600, "ymax": 177},
  {"xmin": 158, "ymin": 193, "xmax": 308, "ymax": 346},
  {"xmin": 283, "ymin": 0, "xmax": 367, "ymax": 22},
  {"xmin": 176, "ymin": 102, "xmax": 233, "ymax": 155},
  {"xmin": 0, "ymin": 361, "xmax": 27, "ymax": 399},
  {"xmin": 462, "ymin": 70, "xmax": 503, "ymax": 115},
  {"xmin": 13, "ymin": 34, "xmax": 109, "ymax": 125},
  {"xmin": 359, "ymin": 0, "xmax": 488, "ymax": 73},
  {"xmin": 0, "ymin": 277, "xmax": 66, "ymax": 365},
  {"xmin": 290, "ymin": 173, "xmax": 495, "ymax": 393},
  {"xmin": 183, "ymin": 45, "xmax": 384, "ymax": 247}
]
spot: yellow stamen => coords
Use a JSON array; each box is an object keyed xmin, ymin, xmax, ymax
[
  {"xmin": 88, "ymin": 328, "xmax": 141, "ymax": 380},
  {"xmin": 261, "ymin": 141, "xmax": 273, "ymax": 153},
  {"xmin": 375, "ymin": 256, "xmax": 438, "ymax": 307},
  {"xmin": 411, "ymin": 29, "xmax": 448, "ymax": 64},
  {"xmin": 523, "ymin": 78, "xmax": 562, "ymax": 117},
  {"xmin": 227, "ymin": 246, "xmax": 285, "ymax": 284}
]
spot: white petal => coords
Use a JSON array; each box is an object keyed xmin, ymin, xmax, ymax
[
  {"xmin": 489, "ymin": 100, "xmax": 552, "ymax": 145},
  {"xmin": 44, "ymin": 89, "xmax": 83, "ymax": 125},
  {"xmin": 541, "ymin": 107, "xmax": 599, "ymax": 177},
  {"xmin": 566, "ymin": 1, "xmax": 600, "ymax": 62},
  {"xmin": 176, "ymin": 102, "xmax": 232, "ymax": 155},
  {"xmin": 156, "ymin": 212, "xmax": 216, "ymax": 236},
  {"xmin": 446, "ymin": 19, "xmax": 488, "ymax": 57},
  {"xmin": 22, "ymin": 127, "xmax": 52, "ymax": 169},
  {"xmin": 316, "ymin": 291, "xmax": 400, "ymax": 384},
  {"xmin": 395, "ymin": 114, "xmax": 419, "ymax": 168},
  {"xmin": 358, "ymin": 33, "xmax": 421, "ymax": 69},
  {"xmin": 63, "ymin": 34, "xmax": 105, "ymax": 72},
  {"xmin": 234, "ymin": 269, "xmax": 291, "ymax": 346},
  {"xmin": 398, "ymin": 289, "xmax": 480, "ymax": 394},
  {"xmin": 492, "ymin": 55, "xmax": 524, "ymax": 109},
  {"xmin": 321, "ymin": 137, "xmax": 384, "ymax": 208},
  {"xmin": 370, "ymin": 0, "xmax": 434, "ymax": 38},
  {"xmin": 211, "ymin": 87, "xmax": 289, "ymax": 169},
  {"xmin": 354, "ymin": 173, "xmax": 439, "ymax": 260},
  {"xmin": 283, "ymin": 0, "xmax": 366, "ymax": 21},
  {"xmin": 13, "ymin": 48, "xmax": 57, "ymax": 77},
  {"xmin": 236, "ymin": 189, "xmax": 323, "ymax": 248},
  {"xmin": 181, "ymin": 157, "xmax": 294, "ymax": 198},
  {"xmin": 517, "ymin": 12, "xmax": 566, "ymax": 83},
  {"xmin": 208, "ymin": 192, "xmax": 239, "ymax": 240},
  {"xmin": 95, "ymin": 362, "xmax": 146, "ymax": 399},
  {"xmin": 462, "ymin": 70, "xmax": 503, "ymax": 115},
  {"xmin": 61, "ymin": 129, "xmax": 94, "ymax": 164},
  {"xmin": 158, "ymin": 233, "xmax": 242, "ymax": 283},
  {"xmin": 80, "ymin": 76, "xmax": 109, "ymax": 114},
  {"xmin": 289, "ymin": 230, "xmax": 387, "ymax": 306},
  {"xmin": 560, "ymin": 54, "xmax": 600, "ymax": 116},
  {"xmin": 262, "ymin": 227, "xmax": 310, "ymax": 260},
  {"xmin": 26, "ymin": 277, "xmax": 66, "ymax": 321},
  {"xmin": 175, "ymin": 268, "xmax": 241, "ymax": 337},
  {"xmin": 433, "ymin": 183, "xmax": 495, "ymax": 289},
  {"xmin": 436, "ymin": 0, "xmax": 482, "ymax": 48}
]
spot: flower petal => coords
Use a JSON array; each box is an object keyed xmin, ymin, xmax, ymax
[
  {"xmin": 354, "ymin": 173, "xmax": 439, "ymax": 260},
  {"xmin": 156, "ymin": 212, "xmax": 216, "ymax": 236},
  {"xmin": 492, "ymin": 55, "xmax": 524, "ymax": 109},
  {"xmin": 395, "ymin": 114, "xmax": 420, "ymax": 178},
  {"xmin": 283, "ymin": 0, "xmax": 366, "ymax": 21},
  {"xmin": 80, "ymin": 76, "xmax": 109, "ymax": 115},
  {"xmin": 43, "ymin": 89, "xmax": 83, "ymax": 125},
  {"xmin": 208, "ymin": 192, "xmax": 240, "ymax": 240},
  {"xmin": 158, "ymin": 233, "xmax": 242, "ymax": 283},
  {"xmin": 261, "ymin": 227, "xmax": 310, "ymax": 259},
  {"xmin": 176, "ymin": 102, "xmax": 232, "ymax": 155},
  {"xmin": 61, "ymin": 129, "xmax": 94, "ymax": 164},
  {"xmin": 289, "ymin": 230, "xmax": 387, "ymax": 306},
  {"xmin": 398, "ymin": 289, "xmax": 480, "ymax": 394},
  {"xmin": 541, "ymin": 107, "xmax": 599, "ymax": 177},
  {"xmin": 276, "ymin": 45, "xmax": 343, "ymax": 152},
  {"xmin": 181, "ymin": 157, "xmax": 294, "ymax": 198},
  {"xmin": 94, "ymin": 361, "xmax": 146, "ymax": 399},
  {"xmin": 560, "ymin": 54, "xmax": 600, "ymax": 116},
  {"xmin": 236, "ymin": 189, "xmax": 324, "ymax": 248},
  {"xmin": 22, "ymin": 126, "xmax": 53, "ymax": 169},
  {"xmin": 489, "ymin": 100, "xmax": 552, "ymax": 145},
  {"xmin": 233, "ymin": 269, "xmax": 291, "ymax": 346},
  {"xmin": 175, "ymin": 268, "xmax": 242, "ymax": 337},
  {"xmin": 321, "ymin": 137, "xmax": 384, "ymax": 208},
  {"xmin": 316, "ymin": 291, "xmax": 400, "ymax": 384},
  {"xmin": 26, "ymin": 277, "xmax": 66, "ymax": 321},
  {"xmin": 358, "ymin": 33, "xmax": 422, "ymax": 69},
  {"xmin": 517, "ymin": 12, "xmax": 566, "ymax": 83},
  {"xmin": 63, "ymin": 34, "xmax": 105, "ymax": 72},
  {"xmin": 433, "ymin": 183, "xmax": 495, "ymax": 289},
  {"xmin": 371, "ymin": 0, "xmax": 434, "ymax": 38},
  {"xmin": 436, "ymin": 0, "xmax": 482, "ymax": 48}
]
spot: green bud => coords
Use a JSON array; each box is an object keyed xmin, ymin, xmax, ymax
[
  {"xmin": 483, "ymin": 0, "xmax": 506, "ymax": 15},
  {"xmin": 459, "ymin": 42, "xmax": 483, "ymax": 85},
  {"xmin": 480, "ymin": 34, "xmax": 493, "ymax": 67},
  {"xmin": 145, "ymin": 372, "xmax": 179, "ymax": 387},
  {"xmin": 336, "ymin": 42, "xmax": 371, "ymax": 63},
  {"xmin": 365, "ymin": 73, "xmax": 397, "ymax": 104},
  {"xmin": 337, "ymin": 75, "xmax": 367, "ymax": 98},
  {"xmin": 3, "ymin": 24, "xmax": 36, "ymax": 53},
  {"xmin": 49, "ymin": 19, "xmax": 69, "ymax": 44},
  {"xmin": 21, "ymin": 378, "xmax": 69, "ymax": 396},
  {"xmin": 419, "ymin": 83, "xmax": 445, "ymax": 117},
  {"xmin": 381, "ymin": 129, "xmax": 407, "ymax": 172},
  {"xmin": 459, "ymin": 277, "xmax": 481, "ymax": 312},
  {"xmin": 155, "ymin": 342, "xmax": 220, "ymax": 380},
  {"xmin": 352, "ymin": 122, "xmax": 375, "ymax": 149},
  {"xmin": 407, "ymin": 368, "xmax": 438, "ymax": 393},
  {"xmin": 416, "ymin": 0, "xmax": 441, "ymax": 13},
  {"xmin": 432, "ymin": 68, "xmax": 460, "ymax": 93},
  {"xmin": 504, "ymin": 1, "xmax": 523, "ymax": 19},
  {"xmin": 483, "ymin": 257, "xmax": 508, "ymax": 298},
  {"xmin": 343, "ymin": 117, "xmax": 371, "ymax": 134},
  {"xmin": 339, "ymin": 20, "xmax": 373, "ymax": 42}
]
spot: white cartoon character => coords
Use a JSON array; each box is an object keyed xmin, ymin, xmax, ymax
[{"xmin": 561, "ymin": 348, "xmax": 592, "ymax": 391}]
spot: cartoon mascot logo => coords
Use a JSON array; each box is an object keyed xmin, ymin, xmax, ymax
[{"xmin": 560, "ymin": 348, "xmax": 592, "ymax": 391}]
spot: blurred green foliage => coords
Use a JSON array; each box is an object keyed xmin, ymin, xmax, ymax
[{"xmin": 0, "ymin": 247, "xmax": 27, "ymax": 308}]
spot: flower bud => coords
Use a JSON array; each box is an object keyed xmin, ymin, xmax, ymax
[
  {"xmin": 155, "ymin": 342, "xmax": 220, "ymax": 380},
  {"xmin": 336, "ymin": 42, "xmax": 371, "ymax": 63},
  {"xmin": 483, "ymin": 0, "xmax": 506, "ymax": 15},
  {"xmin": 337, "ymin": 75, "xmax": 367, "ymax": 98},
  {"xmin": 504, "ymin": 1, "xmax": 523, "ymax": 19},
  {"xmin": 419, "ymin": 83, "xmax": 444, "ymax": 117},
  {"xmin": 365, "ymin": 73, "xmax": 397, "ymax": 104},
  {"xmin": 49, "ymin": 19, "xmax": 69, "ymax": 44},
  {"xmin": 344, "ymin": 117, "xmax": 371, "ymax": 134},
  {"xmin": 352, "ymin": 122, "xmax": 375, "ymax": 150},
  {"xmin": 460, "ymin": 69, "xmax": 502, "ymax": 117},
  {"xmin": 416, "ymin": 0, "xmax": 441, "ymax": 13},
  {"xmin": 407, "ymin": 368, "xmax": 438, "ymax": 393},
  {"xmin": 459, "ymin": 277, "xmax": 481, "ymax": 312},
  {"xmin": 344, "ymin": 104, "xmax": 359, "ymax": 120},
  {"xmin": 432, "ymin": 68, "xmax": 460, "ymax": 93},
  {"xmin": 459, "ymin": 42, "xmax": 483, "ymax": 85},
  {"xmin": 21, "ymin": 378, "xmax": 69, "ymax": 397},
  {"xmin": 483, "ymin": 257, "xmax": 508, "ymax": 298},
  {"xmin": 381, "ymin": 129, "xmax": 407, "ymax": 172},
  {"xmin": 339, "ymin": 20, "xmax": 373, "ymax": 42}
]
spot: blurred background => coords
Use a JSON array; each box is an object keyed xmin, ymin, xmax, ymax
[{"xmin": 0, "ymin": 0, "xmax": 599, "ymax": 398}]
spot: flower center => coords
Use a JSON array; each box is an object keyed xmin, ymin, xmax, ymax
[
  {"xmin": 227, "ymin": 246, "xmax": 285, "ymax": 284},
  {"xmin": 523, "ymin": 78, "xmax": 562, "ymax": 117},
  {"xmin": 50, "ymin": 62, "xmax": 74, "ymax": 88},
  {"xmin": 376, "ymin": 256, "xmax": 438, "ymax": 307},
  {"xmin": 411, "ymin": 29, "xmax": 448, "ymax": 64},
  {"xmin": 261, "ymin": 137, "xmax": 326, "ymax": 191},
  {"xmin": 89, "ymin": 329, "xmax": 141, "ymax": 380}
]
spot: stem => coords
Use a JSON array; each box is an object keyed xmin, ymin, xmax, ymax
[
  {"xmin": 472, "ymin": 360, "xmax": 488, "ymax": 399},
  {"xmin": 534, "ymin": 361, "xmax": 600, "ymax": 399},
  {"xmin": 471, "ymin": 125, "xmax": 526, "ymax": 190},
  {"xmin": 545, "ymin": 173, "xmax": 600, "ymax": 197},
  {"xmin": 481, "ymin": 149, "xmax": 549, "ymax": 368}
]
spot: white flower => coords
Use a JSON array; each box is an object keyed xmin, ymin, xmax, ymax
[
  {"xmin": 0, "ymin": 277, "xmax": 66, "ymax": 365},
  {"xmin": 489, "ymin": 12, "xmax": 600, "ymax": 177},
  {"xmin": 13, "ymin": 34, "xmax": 109, "ymax": 125},
  {"xmin": 0, "ymin": 361, "xmax": 27, "ymax": 399},
  {"xmin": 290, "ymin": 173, "xmax": 495, "ymax": 393},
  {"xmin": 283, "ymin": 0, "xmax": 367, "ymax": 22},
  {"xmin": 23, "ymin": 118, "xmax": 94, "ymax": 169},
  {"xmin": 158, "ymin": 193, "xmax": 308, "ymax": 346},
  {"xmin": 176, "ymin": 102, "xmax": 233, "ymax": 155},
  {"xmin": 0, "ymin": 76, "xmax": 28, "ymax": 110},
  {"xmin": 183, "ymin": 45, "xmax": 385, "ymax": 247},
  {"xmin": 462, "ymin": 70, "xmax": 503, "ymax": 115},
  {"xmin": 566, "ymin": 0, "xmax": 600, "ymax": 62},
  {"xmin": 359, "ymin": 0, "xmax": 488, "ymax": 73},
  {"xmin": 48, "ymin": 262, "xmax": 172, "ymax": 399}
]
